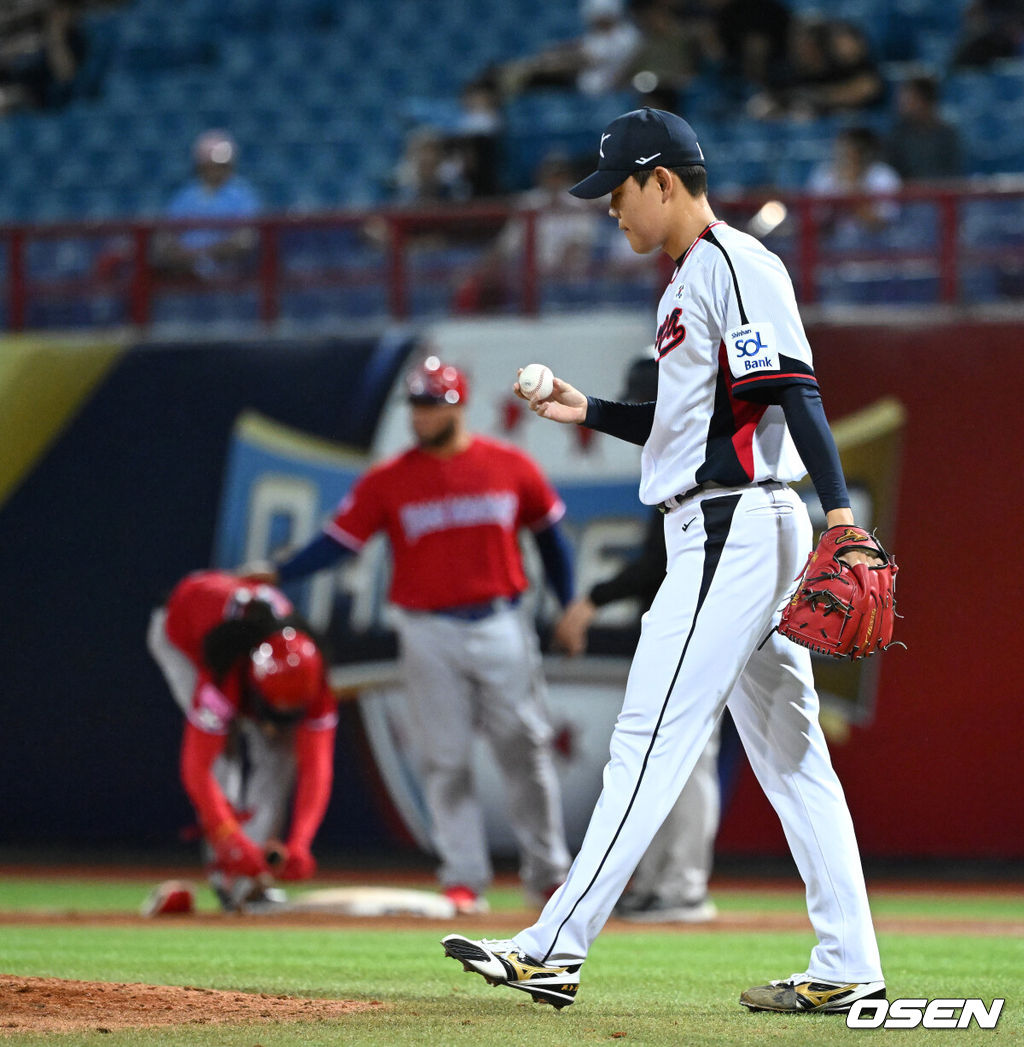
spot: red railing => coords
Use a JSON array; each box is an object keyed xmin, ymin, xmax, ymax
[
  {"xmin": 2, "ymin": 184, "xmax": 1022, "ymax": 331},
  {"xmin": 785, "ymin": 187, "xmax": 977, "ymax": 306}
]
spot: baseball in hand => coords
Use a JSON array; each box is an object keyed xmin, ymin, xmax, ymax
[{"xmin": 518, "ymin": 363, "xmax": 554, "ymax": 401}]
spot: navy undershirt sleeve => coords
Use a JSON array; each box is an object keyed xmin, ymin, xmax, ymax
[
  {"xmin": 780, "ymin": 385, "xmax": 850, "ymax": 513},
  {"xmin": 533, "ymin": 522, "xmax": 575, "ymax": 607},
  {"xmin": 276, "ymin": 531, "xmax": 354, "ymax": 583},
  {"xmin": 582, "ymin": 397, "xmax": 655, "ymax": 447}
]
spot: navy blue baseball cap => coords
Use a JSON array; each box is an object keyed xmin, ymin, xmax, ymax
[{"xmin": 569, "ymin": 107, "xmax": 705, "ymax": 199}]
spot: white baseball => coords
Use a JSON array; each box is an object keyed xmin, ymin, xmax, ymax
[{"xmin": 518, "ymin": 363, "xmax": 553, "ymax": 401}]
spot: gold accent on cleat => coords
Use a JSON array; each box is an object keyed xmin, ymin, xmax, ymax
[{"xmin": 795, "ymin": 981, "xmax": 858, "ymax": 1009}]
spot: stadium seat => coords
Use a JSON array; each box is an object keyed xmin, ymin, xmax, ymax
[{"xmin": 0, "ymin": 0, "xmax": 1015, "ymax": 320}]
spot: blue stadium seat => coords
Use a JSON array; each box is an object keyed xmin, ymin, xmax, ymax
[
  {"xmin": 150, "ymin": 289, "xmax": 261, "ymax": 328},
  {"xmin": 0, "ymin": 0, "xmax": 1012, "ymax": 298},
  {"xmin": 817, "ymin": 264, "xmax": 942, "ymax": 306}
]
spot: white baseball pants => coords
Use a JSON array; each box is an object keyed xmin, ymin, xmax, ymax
[{"xmin": 515, "ymin": 483, "xmax": 882, "ymax": 983}]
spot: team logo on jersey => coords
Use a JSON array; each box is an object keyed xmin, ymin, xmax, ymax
[
  {"xmin": 399, "ymin": 492, "xmax": 518, "ymax": 543},
  {"xmin": 726, "ymin": 322, "xmax": 778, "ymax": 378},
  {"xmin": 656, "ymin": 307, "xmax": 686, "ymax": 358}
]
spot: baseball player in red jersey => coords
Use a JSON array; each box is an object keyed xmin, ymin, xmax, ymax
[
  {"xmin": 247, "ymin": 357, "xmax": 574, "ymax": 914},
  {"xmin": 442, "ymin": 108, "xmax": 886, "ymax": 1014},
  {"xmin": 147, "ymin": 570, "xmax": 338, "ymax": 912}
]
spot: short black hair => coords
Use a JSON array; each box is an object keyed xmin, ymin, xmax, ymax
[
  {"xmin": 632, "ymin": 164, "xmax": 707, "ymax": 198},
  {"xmin": 202, "ymin": 600, "xmax": 325, "ymax": 680},
  {"xmin": 905, "ymin": 74, "xmax": 939, "ymax": 105},
  {"xmin": 838, "ymin": 125, "xmax": 881, "ymax": 159}
]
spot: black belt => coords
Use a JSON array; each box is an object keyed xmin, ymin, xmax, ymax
[
  {"xmin": 657, "ymin": 479, "xmax": 785, "ymax": 514},
  {"xmin": 431, "ymin": 596, "xmax": 520, "ymax": 621}
]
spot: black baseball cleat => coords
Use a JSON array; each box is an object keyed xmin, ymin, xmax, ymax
[
  {"xmin": 441, "ymin": 934, "xmax": 581, "ymax": 1009},
  {"xmin": 740, "ymin": 974, "xmax": 886, "ymax": 1013}
]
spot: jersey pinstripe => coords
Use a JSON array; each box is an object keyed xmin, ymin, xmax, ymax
[{"xmin": 640, "ymin": 221, "xmax": 819, "ymax": 505}]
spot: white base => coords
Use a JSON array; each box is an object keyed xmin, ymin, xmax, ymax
[{"xmin": 285, "ymin": 885, "xmax": 456, "ymax": 918}]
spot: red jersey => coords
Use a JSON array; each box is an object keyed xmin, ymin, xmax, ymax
[
  {"xmin": 324, "ymin": 435, "xmax": 565, "ymax": 611},
  {"xmin": 163, "ymin": 570, "xmax": 336, "ymax": 736}
]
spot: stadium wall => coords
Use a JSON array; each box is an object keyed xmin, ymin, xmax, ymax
[{"xmin": 1, "ymin": 315, "xmax": 1019, "ymax": 862}]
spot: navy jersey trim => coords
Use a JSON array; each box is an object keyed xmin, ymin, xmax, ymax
[
  {"xmin": 541, "ymin": 495, "xmax": 740, "ymax": 964},
  {"xmin": 731, "ymin": 353, "xmax": 818, "ymax": 402},
  {"xmin": 703, "ymin": 227, "xmax": 748, "ymax": 325}
]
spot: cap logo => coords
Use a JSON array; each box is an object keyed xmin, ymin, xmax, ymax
[
  {"xmin": 600, "ymin": 132, "xmax": 611, "ymax": 158},
  {"xmin": 696, "ymin": 140, "xmax": 704, "ymax": 160},
  {"xmin": 636, "ymin": 152, "xmax": 661, "ymax": 165}
]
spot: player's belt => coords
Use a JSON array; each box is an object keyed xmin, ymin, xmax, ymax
[
  {"xmin": 657, "ymin": 479, "xmax": 786, "ymax": 515},
  {"xmin": 431, "ymin": 596, "xmax": 520, "ymax": 621}
]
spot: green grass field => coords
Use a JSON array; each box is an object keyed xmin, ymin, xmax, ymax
[{"xmin": 1, "ymin": 871, "xmax": 1021, "ymax": 1046}]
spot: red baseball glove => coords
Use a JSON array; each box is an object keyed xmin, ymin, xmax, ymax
[{"xmin": 778, "ymin": 525, "xmax": 900, "ymax": 659}]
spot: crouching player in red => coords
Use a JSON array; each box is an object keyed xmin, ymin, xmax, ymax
[{"xmin": 145, "ymin": 570, "xmax": 337, "ymax": 913}]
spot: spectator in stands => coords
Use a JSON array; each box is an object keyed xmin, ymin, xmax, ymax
[
  {"xmin": 885, "ymin": 75, "xmax": 963, "ymax": 183},
  {"xmin": 953, "ymin": 0, "xmax": 1024, "ymax": 68},
  {"xmin": 388, "ymin": 126, "xmax": 472, "ymax": 205},
  {"xmin": 622, "ymin": 0, "xmax": 706, "ymax": 108},
  {"xmin": 807, "ymin": 125, "xmax": 902, "ymax": 247},
  {"xmin": 152, "ymin": 130, "xmax": 262, "ymax": 280},
  {"xmin": 489, "ymin": 0, "xmax": 641, "ymax": 98},
  {"xmin": 822, "ymin": 21, "xmax": 886, "ymax": 111},
  {"xmin": 453, "ymin": 150, "xmax": 601, "ymax": 313},
  {"xmin": 447, "ymin": 76, "xmax": 504, "ymax": 198},
  {"xmin": 748, "ymin": 16, "xmax": 885, "ymax": 120},
  {"xmin": 746, "ymin": 14, "xmax": 831, "ymax": 118},
  {"xmin": 361, "ymin": 125, "xmax": 476, "ymax": 253},
  {"xmin": 0, "ymin": 0, "xmax": 88, "ymax": 114},
  {"xmin": 701, "ymin": 0, "xmax": 792, "ymax": 93}
]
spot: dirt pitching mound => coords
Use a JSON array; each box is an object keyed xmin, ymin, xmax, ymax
[{"xmin": 0, "ymin": 975, "xmax": 381, "ymax": 1036}]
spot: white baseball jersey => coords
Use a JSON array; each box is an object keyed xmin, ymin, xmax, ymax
[{"xmin": 641, "ymin": 221, "xmax": 819, "ymax": 506}]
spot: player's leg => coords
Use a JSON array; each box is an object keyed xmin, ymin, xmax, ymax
[
  {"xmin": 726, "ymin": 487, "xmax": 882, "ymax": 984},
  {"xmin": 213, "ymin": 720, "xmax": 294, "ymax": 911},
  {"xmin": 618, "ymin": 726, "xmax": 720, "ymax": 921},
  {"xmin": 515, "ymin": 492, "xmax": 778, "ymax": 965},
  {"xmin": 472, "ymin": 606, "xmax": 571, "ymax": 899},
  {"xmin": 396, "ymin": 611, "xmax": 492, "ymax": 898},
  {"xmin": 727, "ymin": 630, "xmax": 883, "ymax": 983},
  {"xmin": 236, "ymin": 721, "xmax": 295, "ymax": 846}
]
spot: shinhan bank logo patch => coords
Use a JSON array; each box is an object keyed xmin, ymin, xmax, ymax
[{"xmin": 726, "ymin": 322, "xmax": 778, "ymax": 378}]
